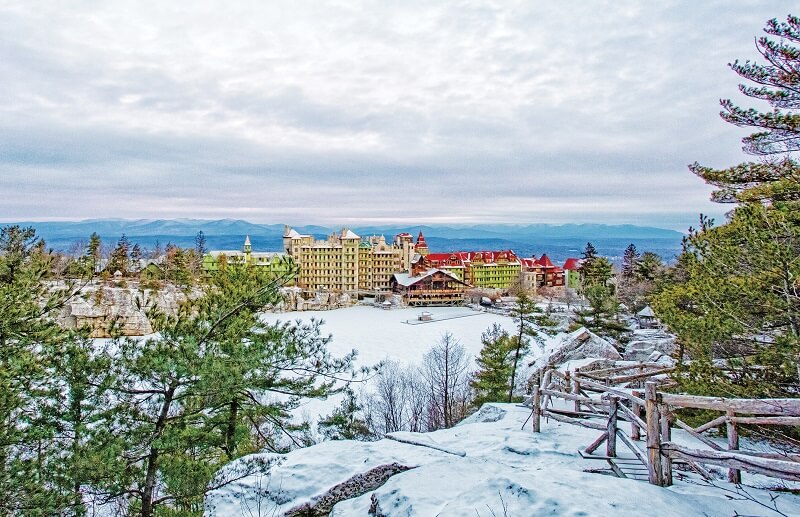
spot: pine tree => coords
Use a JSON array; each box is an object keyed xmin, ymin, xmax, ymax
[
  {"xmin": 578, "ymin": 242, "xmax": 611, "ymax": 291},
  {"xmin": 194, "ymin": 230, "xmax": 207, "ymax": 257},
  {"xmin": 104, "ymin": 260, "xmax": 357, "ymax": 515},
  {"xmin": 621, "ymin": 243, "xmax": 639, "ymax": 279},
  {"xmin": 508, "ymin": 292, "xmax": 557, "ymax": 402},
  {"xmin": 107, "ymin": 234, "xmax": 130, "ymax": 275},
  {"xmin": 86, "ymin": 232, "xmax": 102, "ymax": 275},
  {"xmin": 129, "ymin": 243, "xmax": 143, "ymax": 273},
  {"xmin": 689, "ymin": 15, "xmax": 800, "ymax": 203},
  {"xmin": 654, "ymin": 15, "xmax": 800, "ymax": 398},
  {"xmin": 471, "ymin": 324, "xmax": 514, "ymax": 406},
  {"xmin": 573, "ymin": 284, "xmax": 631, "ymax": 344},
  {"xmin": 0, "ymin": 226, "xmax": 81, "ymax": 514},
  {"xmin": 318, "ymin": 388, "xmax": 372, "ymax": 441},
  {"xmin": 636, "ymin": 252, "xmax": 663, "ymax": 282}
]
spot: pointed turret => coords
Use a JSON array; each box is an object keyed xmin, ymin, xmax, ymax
[
  {"xmin": 414, "ymin": 231, "xmax": 429, "ymax": 256},
  {"xmin": 243, "ymin": 235, "xmax": 252, "ymax": 264}
]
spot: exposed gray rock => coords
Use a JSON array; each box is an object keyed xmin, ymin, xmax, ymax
[
  {"xmin": 536, "ymin": 327, "xmax": 622, "ymax": 369},
  {"xmin": 285, "ymin": 463, "xmax": 413, "ymax": 517},
  {"xmin": 56, "ymin": 282, "xmax": 192, "ymax": 337},
  {"xmin": 623, "ymin": 329, "xmax": 677, "ymax": 362}
]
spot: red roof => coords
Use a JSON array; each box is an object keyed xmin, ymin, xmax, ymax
[
  {"xmin": 563, "ymin": 258, "xmax": 581, "ymax": 270},
  {"xmin": 414, "ymin": 231, "xmax": 428, "ymax": 249},
  {"xmin": 537, "ymin": 254, "xmax": 554, "ymax": 268}
]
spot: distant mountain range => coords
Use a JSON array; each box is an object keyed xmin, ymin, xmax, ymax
[{"xmin": 3, "ymin": 219, "xmax": 686, "ymax": 264}]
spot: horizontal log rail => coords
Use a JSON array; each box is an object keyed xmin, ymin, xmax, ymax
[
  {"xmin": 660, "ymin": 393, "xmax": 800, "ymax": 416},
  {"xmin": 577, "ymin": 362, "xmax": 665, "ymax": 377},
  {"xmin": 662, "ymin": 443, "xmax": 800, "ymax": 482},
  {"xmin": 543, "ymin": 410, "xmax": 607, "ymax": 431},
  {"xmin": 539, "ymin": 388, "xmax": 609, "ymax": 407},
  {"xmin": 577, "ymin": 378, "xmax": 646, "ymax": 406},
  {"xmin": 606, "ymin": 367, "xmax": 675, "ymax": 385}
]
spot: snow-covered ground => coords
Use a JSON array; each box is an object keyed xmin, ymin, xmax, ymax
[{"xmin": 206, "ymin": 402, "xmax": 800, "ymax": 516}]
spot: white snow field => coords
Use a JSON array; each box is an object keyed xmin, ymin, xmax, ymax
[
  {"xmin": 260, "ymin": 305, "xmax": 548, "ymax": 422},
  {"xmin": 260, "ymin": 305, "xmax": 522, "ymax": 368},
  {"xmin": 205, "ymin": 402, "xmax": 800, "ymax": 516}
]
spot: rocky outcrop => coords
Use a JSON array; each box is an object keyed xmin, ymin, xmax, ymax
[
  {"xmin": 276, "ymin": 287, "xmax": 353, "ymax": 312},
  {"xmin": 57, "ymin": 283, "xmax": 191, "ymax": 337},
  {"xmin": 622, "ymin": 328, "xmax": 677, "ymax": 362},
  {"xmin": 285, "ymin": 463, "xmax": 414, "ymax": 516},
  {"xmin": 536, "ymin": 327, "xmax": 622, "ymax": 369}
]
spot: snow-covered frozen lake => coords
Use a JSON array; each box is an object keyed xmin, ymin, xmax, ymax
[
  {"xmin": 260, "ymin": 305, "xmax": 519, "ymax": 369},
  {"xmin": 260, "ymin": 305, "xmax": 534, "ymax": 422}
]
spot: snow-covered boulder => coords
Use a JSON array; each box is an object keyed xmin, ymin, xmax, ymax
[
  {"xmin": 623, "ymin": 328, "xmax": 677, "ymax": 362},
  {"xmin": 534, "ymin": 327, "xmax": 622, "ymax": 369}
]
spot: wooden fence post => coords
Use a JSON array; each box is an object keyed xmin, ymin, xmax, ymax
[
  {"xmin": 727, "ymin": 409, "xmax": 741, "ymax": 483},
  {"xmin": 607, "ymin": 396, "xmax": 618, "ymax": 458},
  {"xmin": 565, "ymin": 370, "xmax": 571, "ymax": 393},
  {"xmin": 532, "ymin": 385, "xmax": 541, "ymax": 433},
  {"xmin": 660, "ymin": 405, "xmax": 673, "ymax": 486},
  {"xmin": 573, "ymin": 368, "xmax": 582, "ymax": 412},
  {"xmin": 631, "ymin": 390, "xmax": 643, "ymax": 441},
  {"xmin": 542, "ymin": 370, "xmax": 553, "ymax": 412},
  {"xmin": 646, "ymin": 381, "xmax": 665, "ymax": 486}
]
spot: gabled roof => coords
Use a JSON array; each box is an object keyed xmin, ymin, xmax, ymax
[
  {"xmin": 284, "ymin": 228, "xmax": 309, "ymax": 239},
  {"xmin": 342, "ymin": 229, "xmax": 360, "ymax": 240},
  {"xmin": 537, "ymin": 254, "xmax": 554, "ymax": 268},
  {"xmin": 638, "ymin": 306, "xmax": 656, "ymax": 318},
  {"xmin": 563, "ymin": 258, "xmax": 581, "ymax": 270}
]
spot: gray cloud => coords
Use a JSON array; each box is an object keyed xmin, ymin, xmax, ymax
[{"xmin": 1, "ymin": 0, "xmax": 793, "ymax": 230}]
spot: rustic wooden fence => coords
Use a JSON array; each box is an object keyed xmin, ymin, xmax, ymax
[{"xmin": 529, "ymin": 365, "xmax": 800, "ymax": 486}]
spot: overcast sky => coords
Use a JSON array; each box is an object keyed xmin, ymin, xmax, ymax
[{"xmin": 1, "ymin": 1, "xmax": 794, "ymax": 230}]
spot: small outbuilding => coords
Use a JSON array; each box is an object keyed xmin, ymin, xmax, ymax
[{"xmin": 637, "ymin": 306, "xmax": 658, "ymax": 328}]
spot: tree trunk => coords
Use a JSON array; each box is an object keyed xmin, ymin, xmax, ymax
[
  {"xmin": 225, "ymin": 399, "xmax": 239, "ymax": 459},
  {"xmin": 141, "ymin": 385, "xmax": 175, "ymax": 517}
]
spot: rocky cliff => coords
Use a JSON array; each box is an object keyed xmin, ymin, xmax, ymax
[{"xmin": 57, "ymin": 282, "xmax": 189, "ymax": 337}]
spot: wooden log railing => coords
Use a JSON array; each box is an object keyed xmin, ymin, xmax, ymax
[{"xmin": 529, "ymin": 367, "xmax": 800, "ymax": 488}]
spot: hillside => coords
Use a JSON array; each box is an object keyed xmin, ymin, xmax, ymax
[{"xmin": 205, "ymin": 403, "xmax": 800, "ymax": 516}]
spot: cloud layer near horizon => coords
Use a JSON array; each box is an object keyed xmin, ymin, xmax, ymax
[{"xmin": 1, "ymin": 1, "xmax": 793, "ymax": 230}]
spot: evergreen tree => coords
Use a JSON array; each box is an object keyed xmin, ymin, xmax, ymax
[
  {"xmin": 621, "ymin": 243, "xmax": 639, "ymax": 280},
  {"xmin": 194, "ymin": 230, "xmax": 207, "ymax": 257},
  {"xmin": 0, "ymin": 226, "xmax": 81, "ymax": 514},
  {"xmin": 129, "ymin": 243, "xmax": 143, "ymax": 273},
  {"xmin": 636, "ymin": 251, "xmax": 664, "ymax": 282},
  {"xmin": 107, "ymin": 234, "xmax": 130, "ymax": 275},
  {"xmin": 86, "ymin": 232, "xmax": 102, "ymax": 275},
  {"xmin": 104, "ymin": 260, "xmax": 356, "ymax": 515},
  {"xmin": 581, "ymin": 242, "xmax": 598, "ymax": 261},
  {"xmin": 654, "ymin": 206, "xmax": 799, "ymax": 397},
  {"xmin": 318, "ymin": 388, "xmax": 372, "ymax": 441},
  {"xmin": 471, "ymin": 324, "xmax": 514, "ymax": 406},
  {"xmin": 573, "ymin": 284, "xmax": 631, "ymax": 344},
  {"xmin": 689, "ymin": 15, "xmax": 800, "ymax": 202},
  {"xmin": 654, "ymin": 15, "xmax": 800, "ymax": 398},
  {"xmin": 578, "ymin": 242, "xmax": 612, "ymax": 291},
  {"xmin": 508, "ymin": 292, "xmax": 556, "ymax": 402}
]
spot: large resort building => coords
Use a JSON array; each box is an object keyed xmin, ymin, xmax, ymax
[
  {"xmin": 204, "ymin": 227, "xmax": 575, "ymax": 305},
  {"xmin": 282, "ymin": 226, "xmax": 415, "ymax": 296}
]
